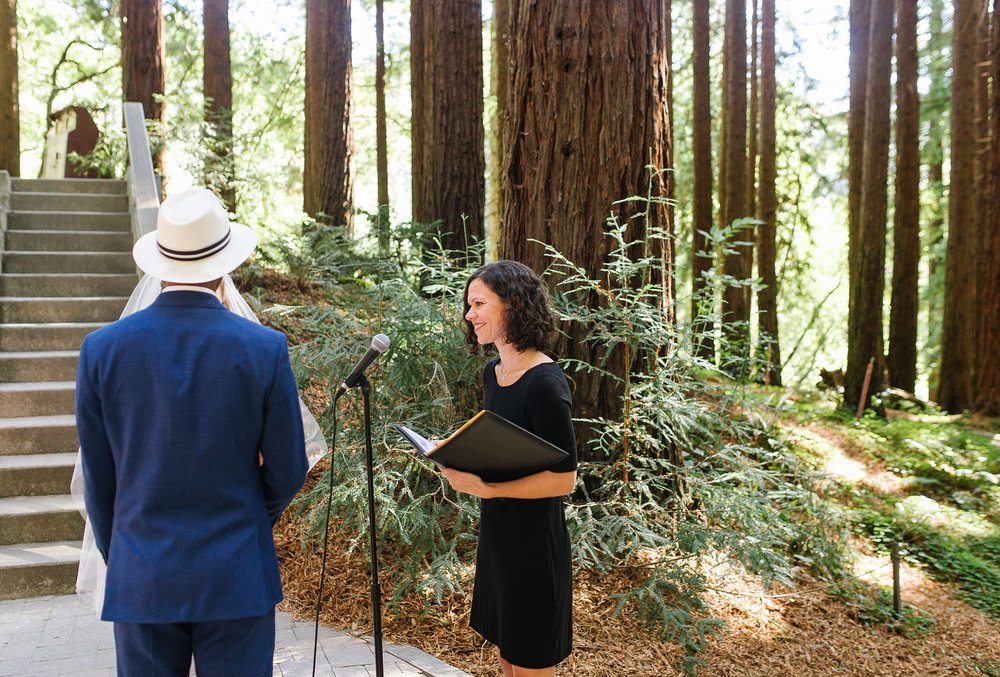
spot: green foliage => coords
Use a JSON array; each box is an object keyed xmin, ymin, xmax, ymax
[{"xmin": 268, "ymin": 209, "xmax": 851, "ymax": 672}]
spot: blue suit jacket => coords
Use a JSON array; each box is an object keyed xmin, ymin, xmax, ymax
[{"xmin": 76, "ymin": 290, "xmax": 309, "ymax": 623}]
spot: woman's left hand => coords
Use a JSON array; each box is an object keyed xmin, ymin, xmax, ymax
[{"xmin": 441, "ymin": 467, "xmax": 493, "ymax": 498}]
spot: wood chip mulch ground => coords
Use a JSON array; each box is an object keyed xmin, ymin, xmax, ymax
[{"xmin": 274, "ymin": 484, "xmax": 1000, "ymax": 676}]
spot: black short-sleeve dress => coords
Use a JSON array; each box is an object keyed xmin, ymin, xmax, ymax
[{"xmin": 469, "ymin": 358, "xmax": 577, "ymax": 669}]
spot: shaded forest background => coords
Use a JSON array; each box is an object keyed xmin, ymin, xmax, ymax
[
  {"xmin": 4, "ymin": 0, "xmax": 998, "ymax": 420},
  {"xmin": 2, "ymin": 1, "xmax": 1000, "ymax": 674}
]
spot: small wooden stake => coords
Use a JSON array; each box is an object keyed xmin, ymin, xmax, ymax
[
  {"xmin": 891, "ymin": 542, "xmax": 901, "ymax": 619},
  {"xmin": 856, "ymin": 357, "xmax": 875, "ymax": 418}
]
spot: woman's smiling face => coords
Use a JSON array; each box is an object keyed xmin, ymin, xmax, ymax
[{"xmin": 465, "ymin": 278, "xmax": 508, "ymax": 346}]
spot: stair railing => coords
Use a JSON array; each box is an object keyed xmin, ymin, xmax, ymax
[
  {"xmin": 123, "ymin": 102, "xmax": 160, "ymax": 252},
  {"xmin": 0, "ymin": 170, "xmax": 8, "ymax": 273}
]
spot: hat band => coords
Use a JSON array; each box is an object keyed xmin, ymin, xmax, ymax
[{"xmin": 157, "ymin": 229, "xmax": 232, "ymax": 262}]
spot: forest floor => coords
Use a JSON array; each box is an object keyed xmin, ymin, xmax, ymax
[
  {"xmin": 274, "ymin": 408, "xmax": 1000, "ymax": 677},
  {"xmin": 247, "ymin": 270, "xmax": 1000, "ymax": 676}
]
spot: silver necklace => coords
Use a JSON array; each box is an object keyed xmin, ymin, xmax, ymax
[{"xmin": 498, "ymin": 352, "xmax": 531, "ymax": 381}]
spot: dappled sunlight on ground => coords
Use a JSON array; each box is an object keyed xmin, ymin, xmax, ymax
[{"xmin": 791, "ymin": 424, "xmax": 905, "ymax": 494}]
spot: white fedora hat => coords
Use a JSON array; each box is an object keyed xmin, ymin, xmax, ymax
[{"xmin": 132, "ymin": 188, "xmax": 258, "ymax": 283}]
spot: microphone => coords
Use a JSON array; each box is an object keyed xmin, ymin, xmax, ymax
[{"xmin": 335, "ymin": 334, "xmax": 391, "ymax": 399}]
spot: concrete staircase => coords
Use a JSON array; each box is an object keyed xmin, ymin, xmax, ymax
[{"xmin": 0, "ymin": 178, "xmax": 134, "ymax": 600}]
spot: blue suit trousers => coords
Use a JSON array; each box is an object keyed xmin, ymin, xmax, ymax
[{"xmin": 113, "ymin": 608, "xmax": 275, "ymax": 676}]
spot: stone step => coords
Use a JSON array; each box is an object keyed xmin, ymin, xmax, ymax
[
  {"xmin": 9, "ymin": 192, "xmax": 129, "ymax": 213},
  {"xmin": 0, "ymin": 381, "xmax": 75, "ymax": 418},
  {"xmin": 0, "ymin": 297, "xmax": 127, "ymax": 323},
  {"xmin": 7, "ymin": 211, "xmax": 130, "ymax": 231},
  {"xmin": 0, "ymin": 273, "xmax": 136, "ymax": 297},
  {"xmin": 0, "ymin": 323, "xmax": 101, "ymax": 351},
  {"xmin": 0, "ymin": 414, "xmax": 78, "ymax": 456},
  {"xmin": 0, "ymin": 351, "xmax": 78, "ymax": 385},
  {"xmin": 4, "ymin": 229, "xmax": 133, "ymax": 253},
  {"xmin": 0, "ymin": 541, "xmax": 81, "ymax": 600},
  {"xmin": 2, "ymin": 251, "xmax": 134, "ymax": 274},
  {"xmin": 0, "ymin": 494, "xmax": 83, "ymax": 546},
  {"xmin": 11, "ymin": 178, "xmax": 126, "ymax": 194},
  {"xmin": 0, "ymin": 453, "xmax": 77, "ymax": 498}
]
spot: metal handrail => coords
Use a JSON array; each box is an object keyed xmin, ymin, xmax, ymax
[
  {"xmin": 0, "ymin": 170, "xmax": 9, "ymax": 274},
  {"xmin": 123, "ymin": 102, "xmax": 159, "ymax": 249}
]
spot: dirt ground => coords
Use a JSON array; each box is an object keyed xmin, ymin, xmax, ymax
[{"xmin": 276, "ymin": 511, "xmax": 1000, "ymax": 677}]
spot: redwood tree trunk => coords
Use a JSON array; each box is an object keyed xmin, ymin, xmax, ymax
[
  {"xmin": 121, "ymin": 0, "xmax": 166, "ymax": 185},
  {"xmin": 720, "ymin": 0, "xmax": 750, "ymax": 370},
  {"xmin": 375, "ymin": 0, "xmax": 390, "ymax": 255},
  {"xmin": 757, "ymin": 0, "xmax": 780, "ymax": 386},
  {"xmin": 304, "ymin": 0, "xmax": 354, "ymax": 231},
  {"xmin": 203, "ymin": 0, "xmax": 235, "ymax": 212},
  {"xmin": 488, "ymin": 0, "xmax": 511, "ymax": 259},
  {"xmin": 844, "ymin": 0, "xmax": 893, "ymax": 414},
  {"xmin": 887, "ymin": 0, "xmax": 920, "ymax": 393},
  {"xmin": 500, "ymin": 0, "xmax": 672, "ymax": 444},
  {"xmin": 746, "ymin": 0, "xmax": 759, "ymax": 220},
  {"xmin": 691, "ymin": 0, "xmax": 714, "ymax": 362},
  {"xmin": 847, "ymin": 0, "xmax": 871, "ymax": 372},
  {"xmin": 938, "ymin": 0, "xmax": 984, "ymax": 412},
  {"xmin": 0, "ymin": 0, "xmax": 17, "ymax": 176},
  {"xmin": 410, "ymin": 0, "xmax": 484, "ymax": 257},
  {"xmin": 976, "ymin": 0, "xmax": 1000, "ymax": 415}
]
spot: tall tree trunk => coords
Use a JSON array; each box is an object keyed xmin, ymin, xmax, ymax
[
  {"xmin": 411, "ymin": 0, "xmax": 485, "ymax": 257},
  {"xmin": 939, "ymin": 0, "xmax": 985, "ymax": 412},
  {"xmin": 304, "ymin": 0, "xmax": 354, "ymax": 231},
  {"xmin": 720, "ymin": 0, "xmax": 750, "ymax": 372},
  {"xmin": 844, "ymin": 0, "xmax": 893, "ymax": 415},
  {"xmin": 924, "ymin": 0, "xmax": 948, "ymax": 398},
  {"xmin": 488, "ymin": 0, "xmax": 511, "ymax": 260},
  {"xmin": 375, "ymin": 0, "xmax": 390, "ymax": 255},
  {"xmin": 663, "ymin": 0, "xmax": 675, "ymax": 329},
  {"xmin": 0, "ymin": 0, "xmax": 17, "ymax": 176},
  {"xmin": 121, "ymin": 0, "xmax": 166, "ymax": 188},
  {"xmin": 410, "ymin": 1, "xmax": 426, "ymax": 240},
  {"xmin": 203, "ymin": 0, "xmax": 234, "ymax": 212},
  {"xmin": 500, "ymin": 0, "xmax": 672, "ymax": 453},
  {"xmin": 977, "ymin": 0, "xmax": 1000, "ymax": 415},
  {"xmin": 691, "ymin": 0, "xmax": 715, "ymax": 362},
  {"xmin": 847, "ymin": 0, "xmax": 871, "ymax": 377},
  {"xmin": 887, "ymin": 0, "xmax": 920, "ymax": 393},
  {"xmin": 746, "ymin": 0, "xmax": 759, "ymax": 220},
  {"xmin": 757, "ymin": 0, "xmax": 780, "ymax": 386}
]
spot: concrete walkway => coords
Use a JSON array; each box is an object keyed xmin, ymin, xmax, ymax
[{"xmin": 0, "ymin": 594, "xmax": 471, "ymax": 676}]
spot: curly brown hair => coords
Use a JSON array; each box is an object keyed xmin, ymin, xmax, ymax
[{"xmin": 463, "ymin": 260, "xmax": 555, "ymax": 354}]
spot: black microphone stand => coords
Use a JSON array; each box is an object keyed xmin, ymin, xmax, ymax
[
  {"xmin": 358, "ymin": 375, "xmax": 385, "ymax": 677},
  {"xmin": 313, "ymin": 375, "xmax": 384, "ymax": 677}
]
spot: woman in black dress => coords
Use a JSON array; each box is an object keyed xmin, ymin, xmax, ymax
[{"xmin": 442, "ymin": 260, "xmax": 577, "ymax": 677}]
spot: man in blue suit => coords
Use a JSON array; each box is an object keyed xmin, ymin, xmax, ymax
[{"xmin": 76, "ymin": 188, "xmax": 309, "ymax": 675}]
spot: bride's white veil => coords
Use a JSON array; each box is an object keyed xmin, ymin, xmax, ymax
[{"xmin": 69, "ymin": 274, "xmax": 328, "ymax": 617}]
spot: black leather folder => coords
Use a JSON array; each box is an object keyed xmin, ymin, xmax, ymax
[{"xmin": 393, "ymin": 410, "xmax": 569, "ymax": 483}]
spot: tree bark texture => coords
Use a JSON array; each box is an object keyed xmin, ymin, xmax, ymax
[
  {"xmin": 375, "ymin": 0, "xmax": 390, "ymax": 255},
  {"xmin": 691, "ymin": 0, "xmax": 715, "ymax": 362},
  {"xmin": 499, "ymin": 0, "xmax": 672, "ymax": 441},
  {"xmin": 488, "ymin": 0, "xmax": 511, "ymax": 259},
  {"xmin": 976, "ymin": 0, "xmax": 1000, "ymax": 415},
  {"xmin": 0, "ymin": 0, "xmax": 18, "ymax": 176},
  {"xmin": 847, "ymin": 0, "xmax": 871, "ymax": 368},
  {"xmin": 121, "ymin": 0, "xmax": 166, "ymax": 183},
  {"xmin": 939, "ymin": 0, "xmax": 985, "ymax": 412},
  {"xmin": 887, "ymin": 0, "xmax": 920, "ymax": 393},
  {"xmin": 720, "ymin": 0, "xmax": 750, "ymax": 366},
  {"xmin": 844, "ymin": 0, "xmax": 893, "ymax": 414},
  {"xmin": 410, "ymin": 0, "xmax": 485, "ymax": 256},
  {"xmin": 304, "ymin": 0, "xmax": 354, "ymax": 230},
  {"xmin": 757, "ymin": 0, "xmax": 780, "ymax": 386},
  {"xmin": 203, "ymin": 0, "xmax": 235, "ymax": 212},
  {"xmin": 746, "ymin": 0, "xmax": 759, "ymax": 220}
]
